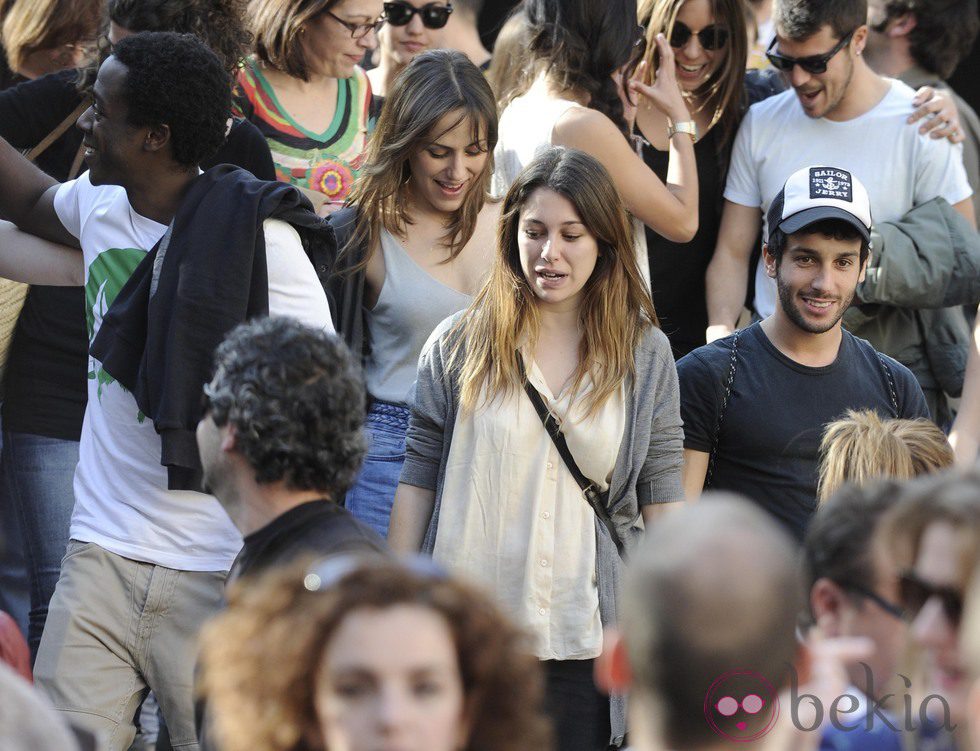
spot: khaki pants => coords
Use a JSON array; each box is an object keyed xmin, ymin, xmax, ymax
[{"xmin": 34, "ymin": 540, "xmax": 227, "ymax": 751}]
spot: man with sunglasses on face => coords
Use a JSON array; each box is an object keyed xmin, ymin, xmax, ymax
[
  {"xmin": 706, "ymin": 0, "xmax": 977, "ymax": 428},
  {"xmin": 804, "ymin": 482, "xmax": 910, "ymax": 748},
  {"xmin": 874, "ymin": 470, "xmax": 980, "ymax": 749}
]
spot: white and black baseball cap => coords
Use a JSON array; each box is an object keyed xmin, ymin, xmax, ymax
[{"xmin": 766, "ymin": 166, "xmax": 872, "ymax": 245}]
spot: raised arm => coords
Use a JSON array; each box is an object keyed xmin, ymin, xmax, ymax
[
  {"xmin": 0, "ymin": 135, "xmax": 76, "ymax": 246},
  {"xmin": 553, "ymin": 36, "xmax": 698, "ymax": 243},
  {"xmin": 0, "ymin": 220, "xmax": 82, "ymax": 286},
  {"xmin": 705, "ymin": 201, "xmax": 762, "ymax": 340}
]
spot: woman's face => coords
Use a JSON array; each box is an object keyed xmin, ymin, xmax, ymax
[
  {"xmin": 518, "ymin": 187, "xmax": 600, "ymax": 314},
  {"xmin": 407, "ymin": 109, "xmax": 489, "ymax": 216},
  {"xmin": 304, "ymin": 0, "xmax": 383, "ymax": 79},
  {"xmin": 667, "ymin": 0, "xmax": 726, "ymax": 92},
  {"xmin": 909, "ymin": 521, "xmax": 969, "ymax": 723},
  {"xmin": 381, "ymin": 0, "xmax": 449, "ymax": 67},
  {"xmin": 315, "ymin": 604, "xmax": 468, "ymax": 751}
]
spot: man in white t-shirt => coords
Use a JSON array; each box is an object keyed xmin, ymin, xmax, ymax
[
  {"xmin": 0, "ymin": 33, "xmax": 333, "ymax": 750},
  {"xmin": 705, "ymin": 0, "xmax": 976, "ymax": 423}
]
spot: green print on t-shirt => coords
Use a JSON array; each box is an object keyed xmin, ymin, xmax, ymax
[{"xmin": 84, "ymin": 247, "xmax": 146, "ymax": 400}]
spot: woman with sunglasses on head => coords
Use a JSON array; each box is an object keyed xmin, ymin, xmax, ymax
[
  {"xmin": 199, "ymin": 556, "xmax": 552, "ymax": 751},
  {"xmin": 389, "ymin": 147, "xmax": 684, "ymax": 751},
  {"xmin": 238, "ymin": 0, "xmax": 383, "ymax": 214},
  {"xmin": 329, "ymin": 49, "xmax": 499, "ymax": 538},
  {"xmin": 366, "ymin": 0, "xmax": 452, "ymax": 97},
  {"xmin": 494, "ymin": 0, "xmax": 699, "ymax": 261}
]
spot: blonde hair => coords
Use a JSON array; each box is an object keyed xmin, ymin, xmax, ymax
[
  {"xmin": 638, "ymin": 0, "xmax": 748, "ymax": 150},
  {"xmin": 451, "ymin": 147, "xmax": 658, "ymax": 419},
  {"xmin": 340, "ymin": 49, "xmax": 497, "ymax": 275},
  {"xmin": 485, "ymin": 6, "xmax": 529, "ymax": 110},
  {"xmin": 817, "ymin": 409, "xmax": 954, "ymax": 502},
  {"xmin": 1, "ymin": 0, "xmax": 102, "ymax": 74}
]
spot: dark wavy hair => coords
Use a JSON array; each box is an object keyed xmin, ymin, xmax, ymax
[
  {"xmin": 199, "ymin": 557, "xmax": 553, "ymax": 751},
  {"xmin": 523, "ymin": 0, "xmax": 642, "ymax": 137},
  {"xmin": 108, "ymin": 0, "xmax": 252, "ymax": 78},
  {"xmin": 876, "ymin": 0, "xmax": 979, "ymax": 79},
  {"xmin": 111, "ymin": 32, "xmax": 230, "ymax": 167},
  {"xmin": 204, "ymin": 316, "xmax": 367, "ymax": 497},
  {"xmin": 773, "ymin": 0, "xmax": 868, "ymax": 40}
]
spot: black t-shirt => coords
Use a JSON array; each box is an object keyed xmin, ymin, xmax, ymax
[
  {"xmin": 639, "ymin": 126, "xmax": 722, "ymax": 360},
  {"xmin": 677, "ymin": 323, "xmax": 930, "ymax": 540},
  {"xmin": 0, "ymin": 70, "xmax": 276, "ymax": 439},
  {"xmin": 228, "ymin": 500, "xmax": 387, "ymax": 583}
]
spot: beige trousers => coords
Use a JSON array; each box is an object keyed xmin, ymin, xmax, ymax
[{"xmin": 34, "ymin": 540, "xmax": 227, "ymax": 751}]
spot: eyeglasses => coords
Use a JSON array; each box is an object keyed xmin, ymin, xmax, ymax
[
  {"xmin": 899, "ymin": 570, "xmax": 963, "ymax": 626},
  {"xmin": 836, "ymin": 581, "xmax": 905, "ymax": 620},
  {"xmin": 383, "ymin": 1, "xmax": 453, "ymax": 29},
  {"xmin": 669, "ymin": 21, "xmax": 729, "ymax": 51},
  {"xmin": 766, "ymin": 29, "xmax": 855, "ymax": 75},
  {"xmin": 324, "ymin": 9, "xmax": 385, "ymax": 39}
]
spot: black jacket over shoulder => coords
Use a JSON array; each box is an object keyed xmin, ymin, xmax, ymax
[{"xmin": 90, "ymin": 165, "xmax": 336, "ymax": 491}]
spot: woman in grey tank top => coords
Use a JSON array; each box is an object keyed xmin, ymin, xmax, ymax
[{"xmin": 327, "ymin": 50, "xmax": 500, "ymax": 537}]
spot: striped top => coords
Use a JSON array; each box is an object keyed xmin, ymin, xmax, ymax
[{"xmin": 233, "ymin": 59, "xmax": 373, "ymax": 203}]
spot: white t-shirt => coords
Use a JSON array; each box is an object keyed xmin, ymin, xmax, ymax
[
  {"xmin": 724, "ymin": 78, "xmax": 973, "ymax": 319},
  {"xmin": 55, "ymin": 172, "xmax": 334, "ymax": 571}
]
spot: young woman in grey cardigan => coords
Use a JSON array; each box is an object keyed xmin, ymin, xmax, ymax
[{"xmin": 388, "ymin": 147, "xmax": 684, "ymax": 751}]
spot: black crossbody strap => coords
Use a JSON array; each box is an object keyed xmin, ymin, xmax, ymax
[{"xmin": 516, "ymin": 353, "xmax": 626, "ymax": 558}]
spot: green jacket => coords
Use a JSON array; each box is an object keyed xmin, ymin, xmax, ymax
[{"xmin": 844, "ymin": 196, "xmax": 979, "ymax": 408}]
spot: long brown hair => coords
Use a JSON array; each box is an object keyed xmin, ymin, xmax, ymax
[
  {"xmin": 451, "ymin": 147, "xmax": 658, "ymax": 419},
  {"xmin": 340, "ymin": 49, "xmax": 498, "ymax": 275},
  {"xmin": 638, "ymin": 0, "xmax": 747, "ymax": 150}
]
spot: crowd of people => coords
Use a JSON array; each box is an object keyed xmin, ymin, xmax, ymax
[{"xmin": 0, "ymin": 0, "xmax": 979, "ymax": 749}]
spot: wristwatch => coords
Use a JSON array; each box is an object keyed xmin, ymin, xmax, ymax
[{"xmin": 667, "ymin": 120, "xmax": 698, "ymax": 142}]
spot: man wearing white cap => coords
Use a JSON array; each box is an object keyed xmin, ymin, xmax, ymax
[{"xmin": 678, "ymin": 166, "xmax": 929, "ymax": 540}]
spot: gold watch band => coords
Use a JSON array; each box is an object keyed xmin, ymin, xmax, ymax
[{"xmin": 667, "ymin": 121, "xmax": 698, "ymax": 141}]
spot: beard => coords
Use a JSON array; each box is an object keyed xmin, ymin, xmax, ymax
[{"xmin": 776, "ymin": 275, "xmax": 855, "ymax": 334}]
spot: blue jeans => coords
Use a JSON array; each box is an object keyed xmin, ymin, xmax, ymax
[
  {"xmin": 0, "ymin": 427, "xmax": 30, "ymax": 640},
  {"xmin": 345, "ymin": 401, "xmax": 409, "ymax": 538},
  {"xmin": 3, "ymin": 431, "xmax": 79, "ymax": 659}
]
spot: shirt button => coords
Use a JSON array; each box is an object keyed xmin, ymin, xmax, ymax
[
  {"xmin": 546, "ymin": 462, "xmax": 554, "ymax": 470},
  {"xmin": 538, "ymin": 607, "xmax": 547, "ymax": 615},
  {"xmin": 540, "ymin": 558, "xmax": 548, "ymax": 567},
  {"xmin": 542, "ymin": 511, "xmax": 551, "ymax": 519}
]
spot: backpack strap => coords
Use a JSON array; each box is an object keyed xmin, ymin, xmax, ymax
[
  {"xmin": 876, "ymin": 352, "xmax": 899, "ymax": 417},
  {"xmin": 705, "ymin": 330, "xmax": 739, "ymax": 489}
]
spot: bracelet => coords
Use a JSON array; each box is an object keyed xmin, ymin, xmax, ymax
[{"xmin": 667, "ymin": 120, "xmax": 698, "ymax": 142}]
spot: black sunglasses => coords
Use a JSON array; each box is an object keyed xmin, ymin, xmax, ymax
[
  {"xmin": 766, "ymin": 29, "xmax": 855, "ymax": 75},
  {"xmin": 383, "ymin": 1, "xmax": 453, "ymax": 29},
  {"xmin": 899, "ymin": 570, "xmax": 963, "ymax": 626},
  {"xmin": 669, "ymin": 21, "xmax": 729, "ymax": 51},
  {"xmin": 836, "ymin": 581, "xmax": 905, "ymax": 620}
]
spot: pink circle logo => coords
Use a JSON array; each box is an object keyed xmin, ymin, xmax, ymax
[{"xmin": 703, "ymin": 670, "xmax": 779, "ymax": 742}]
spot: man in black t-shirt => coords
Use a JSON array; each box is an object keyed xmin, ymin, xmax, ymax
[
  {"xmin": 678, "ymin": 166, "xmax": 929, "ymax": 540},
  {"xmin": 197, "ymin": 316, "xmax": 385, "ymax": 584}
]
